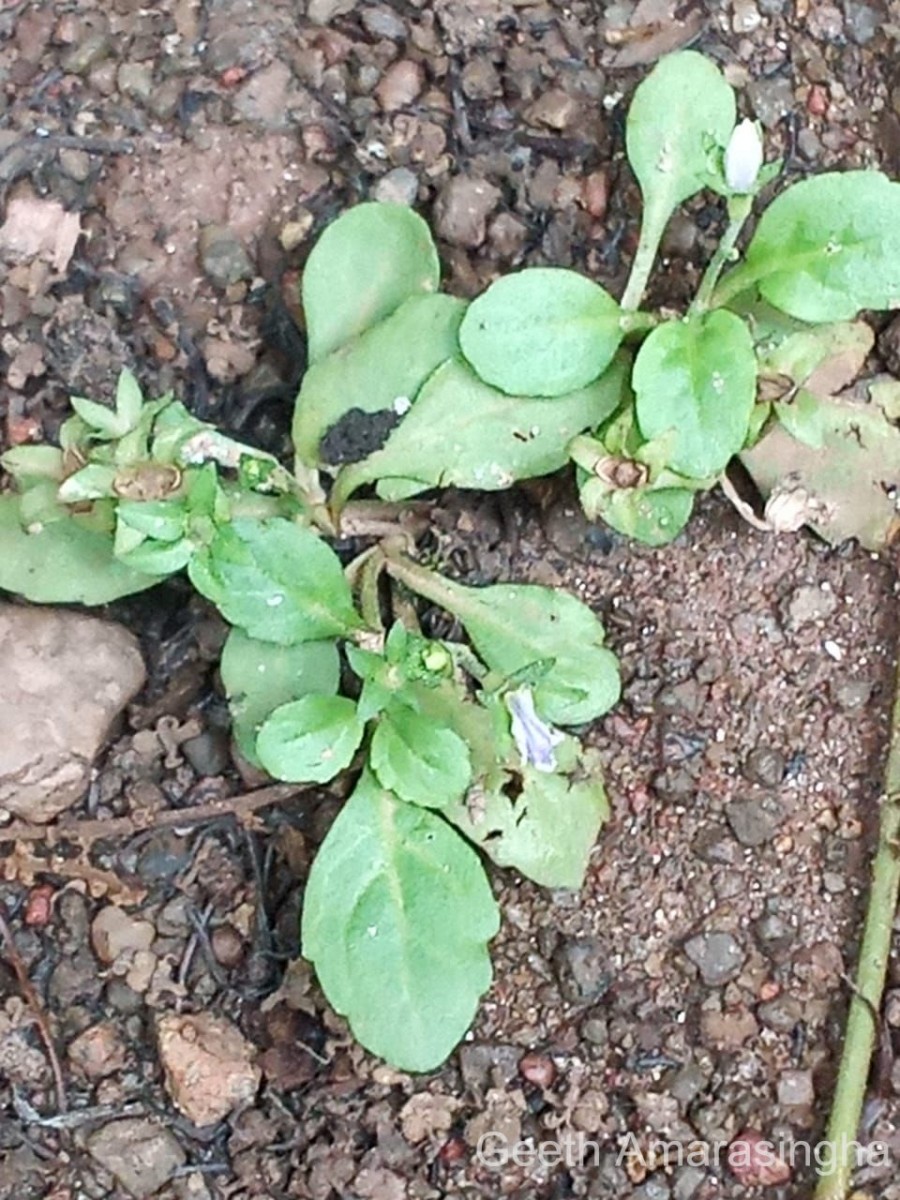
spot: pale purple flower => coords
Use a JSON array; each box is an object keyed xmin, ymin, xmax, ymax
[{"xmin": 506, "ymin": 688, "xmax": 564, "ymax": 773}]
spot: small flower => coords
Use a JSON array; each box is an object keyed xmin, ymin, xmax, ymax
[
  {"xmin": 724, "ymin": 119, "xmax": 763, "ymax": 194},
  {"xmin": 506, "ymin": 688, "xmax": 564, "ymax": 774}
]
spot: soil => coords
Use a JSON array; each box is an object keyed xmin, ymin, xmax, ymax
[{"xmin": 2, "ymin": 1, "xmax": 900, "ymax": 1198}]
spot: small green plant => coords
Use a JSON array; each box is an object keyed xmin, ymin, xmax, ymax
[
  {"xmin": 0, "ymin": 370, "xmax": 619, "ymax": 1071},
  {"xmin": 2, "ymin": 49, "xmax": 900, "ymax": 1082}
]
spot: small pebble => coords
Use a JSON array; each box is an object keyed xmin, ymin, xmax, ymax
[
  {"xmin": 519, "ymin": 1052, "xmax": 556, "ymax": 1088},
  {"xmin": 684, "ymin": 931, "xmax": 745, "ymax": 986}
]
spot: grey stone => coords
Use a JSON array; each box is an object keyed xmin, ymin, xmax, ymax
[
  {"xmin": 726, "ymin": 796, "xmax": 781, "ymax": 847},
  {"xmin": 833, "ymin": 678, "xmax": 873, "ymax": 710},
  {"xmin": 88, "ymin": 1118, "xmax": 185, "ymax": 1197},
  {"xmin": 846, "ymin": 0, "xmax": 879, "ymax": 41},
  {"xmin": 673, "ymin": 1166, "xmax": 708, "ymax": 1200},
  {"xmin": 117, "ymin": 62, "xmax": 154, "ymax": 103},
  {"xmin": 198, "ymin": 225, "xmax": 254, "ymax": 287},
  {"xmin": 747, "ymin": 76, "xmax": 795, "ymax": 129},
  {"xmin": 181, "ymin": 729, "xmax": 230, "ymax": 776},
  {"xmin": 785, "ymin": 584, "xmax": 838, "ymax": 628},
  {"xmin": 361, "ymin": 6, "xmax": 407, "ymax": 38},
  {"xmin": 458, "ymin": 1042, "xmax": 520, "ymax": 1092},
  {"xmin": 754, "ymin": 911, "xmax": 794, "ymax": 957},
  {"xmin": 777, "ymin": 1069, "xmax": 814, "ymax": 1107},
  {"xmin": 0, "ymin": 606, "xmax": 145, "ymax": 822},
  {"xmin": 758, "ymin": 994, "xmax": 802, "ymax": 1032},
  {"xmin": 667, "ymin": 1062, "xmax": 708, "ymax": 1106},
  {"xmin": 308, "ymin": 0, "xmax": 355, "ymax": 23},
  {"xmin": 683, "ymin": 932, "xmax": 745, "ymax": 987},
  {"xmin": 743, "ymin": 745, "xmax": 785, "ymax": 788},
  {"xmin": 433, "ymin": 175, "xmax": 502, "ymax": 249},
  {"xmin": 554, "ymin": 936, "xmax": 612, "ymax": 1002},
  {"xmin": 61, "ymin": 27, "xmax": 111, "ymax": 75},
  {"xmin": 372, "ymin": 167, "xmax": 419, "ymax": 206},
  {"xmin": 693, "ymin": 824, "xmax": 739, "ymax": 866},
  {"xmin": 633, "ymin": 1177, "xmax": 671, "ymax": 1200}
]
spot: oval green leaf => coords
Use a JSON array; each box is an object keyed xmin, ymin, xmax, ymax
[
  {"xmin": 370, "ymin": 707, "xmax": 472, "ymax": 808},
  {"xmin": 302, "ymin": 203, "xmax": 440, "ymax": 363},
  {"xmin": 188, "ymin": 518, "xmax": 363, "ymax": 644},
  {"xmin": 332, "ymin": 354, "xmax": 629, "ymax": 507},
  {"xmin": 393, "ymin": 567, "xmax": 621, "ymax": 725},
  {"xmin": 459, "ymin": 268, "xmax": 623, "ymax": 397},
  {"xmin": 301, "ymin": 772, "xmax": 499, "ymax": 1071},
  {"xmin": 293, "ymin": 294, "xmax": 465, "ymax": 466},
  {"xmin": 634, "ymin": 311, "xmax": 757, "ymax": 479},
  {"xmin": 257, "ymin": 694, "xmax": 364, "ymax": 783},
  {"xmin": 580, "ymin": 481, "xmax": 694, "ymax": 546},
  {"xmin": 0, "ymin": 496, "xmax": 161, "ymax": 604},
  {"xmin": 626, "ymin": 52, "xmax": 736, "ymax": 256},
  {"xmin": 731, "ymin": 171, "xmax": 900, "ymax": 322},
  {"xmin": 444, "ymin": 750, "xmax": 609, "ymax": 889},
  {"xmin": 221, "ymin": 630, "xmax": 340, "ymax": 766}
]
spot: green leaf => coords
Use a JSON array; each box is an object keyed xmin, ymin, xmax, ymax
[
  {"xmin": 70, "ymin": 395, "xmax": 133, "ymax": 440},
  {"xmin": 57, "ymin": 463, "xmax": 118, "ymax": 503},
  {"xmin": 1, "ymin": 445, "xmax": 65, "ymax": 487},
  {"xmin": 221, "ymin": 630, "xmax": 340, "ymax": 766},
  {"xmin": 293, "ymin": 294, "xmax": 465, "ymax": 466},
  {"xmin": 301, "ymin": 771, "xmax": 499, "ymax": 1071},
  {"xmin": 370, "ymin": 707, "xmax": 472, "ymax": 809},
  {"xmin": 389, "ymin": 562, "xmax": 620, "ymax": 725},
  {"xmin": 758, "ymin": 320, "xmax": 873, "ymax": 393},
  {"xmin": 332, "ymin": 355, "xmax": 628, "ymax": 507},
  {"xmin": 116, "ymin": 499, "xmax": 187, "ymax": 542},
  {"xmin": 459, "ymin": 268, "xmax": 623, "ymax": 397},
  {"xmin": 633, "ymin": 311, "xmax": 756, "ymax": 478},
  {"xmin": 117, "ymin": 537, "xmax": 193, "ymax": 576},
  {"xmin": 188, "ymin": 518, "xmax": 363, "ymax": 644},
  {"xmin": 0, "ymin": 495, "xmax": 161, "ymax": 604},
  {"xmin": 626, "ymin": 52, "xmax": 735, "ymax": 268},
  {"xmin": 302, "ymin": 202, "xmax": 441, "ymax": 363},
  {"xmin": 115, "ymin": 369, "xmax": 144, "ymax": 431},
  {"xmin": 444, "ymin": 750, "xmax": 609, "ymax": 889},
  {"xmin": 257, "ymin": 695, "xmax": 364, "ymax": 783},
  {"xmin": 580, "ymin": 481, "xmax": 695, "ymax": 546},
  {"xmin": 725, "ymin": 172, "xmax": 900, "ymax": 321}
]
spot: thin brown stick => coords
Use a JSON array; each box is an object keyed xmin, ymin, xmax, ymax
[
  {"xmin": 0, "ymin": 907, "xmax": 67, "ymax": 1114},
  {"xmin": 0, "ymin": 783, "xmax": 305, "ymax": 848}
]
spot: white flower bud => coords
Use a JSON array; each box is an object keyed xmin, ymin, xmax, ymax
[{"xmin": 724, "ymin": 119, "xmax": 763, "ymax": 194}]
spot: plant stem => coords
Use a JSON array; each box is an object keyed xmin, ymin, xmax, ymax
[
  {"xmin": 691, "ymin": 195, "xmax": 753, "ymax": 314},
  {"xmin": 620, "ymin": 214, "xmax": 664, "ymax": 312},
  {"xmin": 815, "ymin": 642, "xmax": 900, "ymax": 1200}
]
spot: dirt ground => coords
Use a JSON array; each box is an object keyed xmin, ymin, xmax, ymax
[{"xmin": 2, "ymin": 0, "xmax": 900, "ymax": 1197}]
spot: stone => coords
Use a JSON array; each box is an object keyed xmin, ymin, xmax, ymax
[
  {"xmin": 526, "ymin": 88, "xmax": 580, "ymax": 130},
  {"xmin": 308, "ymin": 0, "xmax": 355, "ymax": 22},
  {"xmin": 683, "ymin": 932, "xmax": 745, "ymax": 986},
  {"xmin": 673, "ymin": 1166, "xmax": 708, "ymax": 1200},
  {"xmin": 742, "ymin": 745, "xmax": 785, "ymax": 787},
  {"xmin": 777, "ymin": 1069, "xmax": 814, "ymax": 1107},
  {"xmin": 375, "ymin": 60, "xmax": 423, "ymax": 111},
  {"xmin": 725, "ymin": 796, "xmax": 781, "ymax": 847},
  {"xmin": 0, "ymin": 606, "xmax": 145, "ymax": 822},
  {"xmin": 87, "ymin": 1118, "xmax": 185, "ymax": 1197},
  {"xmin": 785, "ymin": 584, "xmax": 838, "ymax": 628},
  {"xmin": 117, "ymin": 62, "xmax": 154, "ymax": 103},
  {"xmin": 361, "ymin": 6, "xmax": 407, "ymax": 39},
  {"xmin": 91, "ymin": 906, "xmax": 155, "ymax": 966},
  {"xmin": 68, "ymin": 1022, "xmax": 127, "ymax": 1079},
  {"xmin": 233, "ymin": 61, "xmax": 294, "ymax": 127},
  {"xmin": 156, "ymin": 1013, "xmax": 261, "ymax": 1126},
  {"xmin": 747, "ymin": 76, "xmax": 795, "ymax": 129},
  {"xmin": 758, "ymin": 994, "xmax": 802, "ymax": 1032},
  {"xmin": 458, "ymin": 1042, "xmax": 520, "ymax": 1092},
  {"xmin": 198, "ymin": 225, "xmax": 254, "ymax": 287},
  {"xmin": 433, "ymin": 175, "xmax": 502, "ymax": 249},
  {"xmin": 554, "ymin": 936, "xmax": 612, "ymax": 1002},
  {"xmin": 833, "ymin": 678, "xmax": 873, "ymax": 710},
  {"xmin": 372, "ymin": 167, "xmax": 419, "ymax": 206}
]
